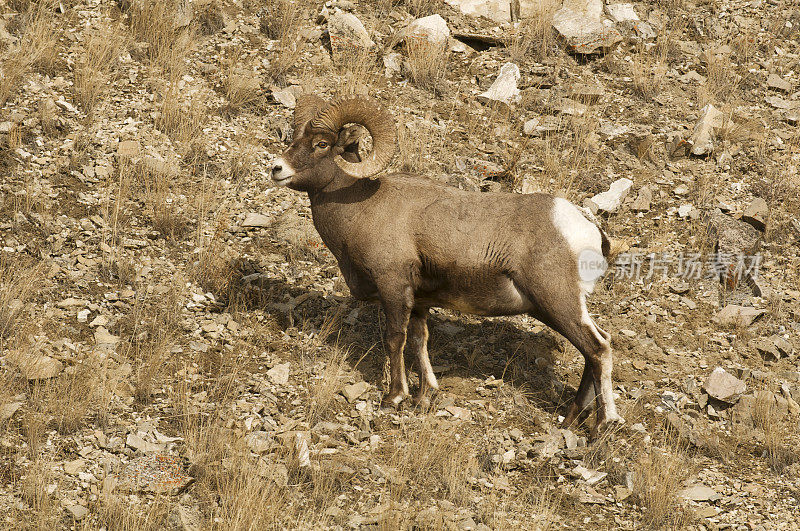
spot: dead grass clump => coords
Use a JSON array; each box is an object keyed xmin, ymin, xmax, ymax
[
  {"xmin": 127, "ymin": 0, "xmax": 195, "ymax": 74},
  {"xmin": 0, "ymin": 254, "xmax": 41, "ymax": 341},
  {"xmin": 402, "ymin": 0, "xmax": 440, "ymax": 17},
  {"xmin": 119, "ymin": 287, "xmax": 183, "ymax": 404},
  {"xmin": 259, "ymin": 0, "xmax": 305, "ymax": 40},
  {"xmin": 191, "ymin": 208, "xmax": 239, "ymax": 302},
  {"xmin": 752, "ymin": 390, "xmax": 798, "ymax": 472},
  {"xmin": 381, "ymin": 418, "xmax": 478, "ymax": 505},
  {"xmin": 405, "ymin": 38, "xmax": 448, "ymax": 94},
  {"xmin": 306, "ymin": 346, "xmax": 348, "ymax": 426},
  {"xmin": 155, "ymin": 80, "xmax": 207, "ymax": 154},
  {"xmin": 222, "ymin": 49, "xmax": 264, "ymax": 111},
  {"xmin": 506, "ymin": 0, "xmax": 558, "ymax": 62},
  {"xmin": 95, "ymin": 495, "xmax": 172, "ymax": 531},
  {"xmin": 631, "ymin": 445, "xmax": 691, "ymax": 528},
  {"xmin": 194, "ymin": 0, "xmax": 226, "ymax": 35},
  {"xmin": 0, "ymin": 1, "xmax": 62, "ymax": 105},
  {"xmin": 20, "ymin": 459, "xmax": 60, "ymax": 527},
  {"xmin": 74, "ymin": 25, "xmax": 127, "ymax": 113}
]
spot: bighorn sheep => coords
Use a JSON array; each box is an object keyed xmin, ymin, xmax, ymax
[{"xmin": 271, "ymin": 95, "xmax": 624, "ymax": 434}]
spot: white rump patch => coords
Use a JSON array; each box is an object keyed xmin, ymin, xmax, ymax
[{"xmin": 551, "ymin": 197, "xmax": 606, "ymax": 295}]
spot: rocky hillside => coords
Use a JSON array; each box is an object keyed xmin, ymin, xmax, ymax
[{"xmin": 1, "ymin": 0, "xmax": 799, "ymax": 528}]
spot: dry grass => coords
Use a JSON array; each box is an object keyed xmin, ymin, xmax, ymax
[
  {"xmin": 631, "ymin": 441, "xmax": 692, "ymax": 528},
  {"xmin": 0, "ymin": 1, "xmax": 62, "ymax": 105},
  {"xmin": 506, "ymin": 0, "xmax": 558, "ymax": 63},
  {"xmin": 306, "ymin": 325, "xmax": 349, "ymax": 425},
  {"xmin": 752, "ymin": 390, "xmax": 798, "ymax": 472},
  {"xmin": 127, "ymin": 0, "xmax": 195, "ymax": 74},
  {"xmin": 222, "ymin": 48, "xmax": 263, "ymax": 111},
  {"xmin": 379, "ymin": 417, "xmax": 478, "ymax": 506},
  {"xmin": 119, "ymin": 285, "xmax": 184, "ymax": 404},
  {"xmin": 405, "ymin": 37, "xmax": 448, "ymax": 94},
  {"xmin": 270, "ymin": 211, "xmax": 329, "ymax": 264},
  {"xmin": 402, "ymin": 0, "xmax": 440, "ymax": 17},
  {"xmin": 74, "ymin": 25, "xmax": 127, "ymax": 113},
  {"xmin": 259, "ymin": 0, "xmax": 305, "ymax": 40},
  {"xmin": 155, "ymin": 77, "xmax": 207, "ymax": 156},
  {"xmin": 0, "ymin": 254, "xmax": 41, "ymax": 341},
  {"xmin": 260, "ymin": 0, "xmax": 307, "ymax": 85}
]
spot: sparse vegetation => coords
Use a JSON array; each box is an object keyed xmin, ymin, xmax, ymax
[{"xmin": 1, "ymin": 0, "xmax": 798, "ymax": 528}]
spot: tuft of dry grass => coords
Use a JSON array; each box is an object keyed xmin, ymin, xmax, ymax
[
  {"xmin": 74, "ymin": 25, "xmax": 127, "ymax": 113},
  {"xmin": 405, "ymin": 37, "xmax": 448, "ymax": 94},
  {"xmin": 402, "ymin": 0, "xmax": 440, "ymax": 17},
  {"xmin": 0, "ymin": 254, "xmax": 41, "ymax": 342},
  {"xmin": 222, "ymin": 48, "xmax": 264, "ymax": 111},
  {"xmin": 127, "ymin": 0, "xmax": 195, "ymax": 74},
  {"xmin": 631, "ymin": 444, "xmax": 692, "ymax": 528},
  {"xmin": 752, "ymin": 390, "xmax": 798, "ymax": 472},
  {"xmin": 154, "ymin": 75, "xmax": 207, "ymax": 156},
  {"xmin": 118, "ymin": 285, "xmax": 184, "ymax": 404},
  {"xmin": 259, "ymin": 0, "xmax": 305, "ymax": 40},
  {"xmin": 506, "ymin": 0, "xmax": 558, "ymax": 63},
  {"xmin": 0, "ymin": 1, "xmax": 62, "ymax": 105},
  {"xmin": 380, "ymin": 417, "xmax": 478, "ymax": 505},
  {"xmin": 306, "ymin": 339, "xmax": 348, "ymax": 425}
]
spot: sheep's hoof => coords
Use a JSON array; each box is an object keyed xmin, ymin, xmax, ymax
[
  {"xmin": 380, "ymin": 391, "xmax": 408, "ymax": 410},
  {"xmin": 411, "ymin": 391, "xmax": 435, "ymax": 411},
  {"xmin": 590, "ymin": 414, "xmax": 626, "ymax": 440}
]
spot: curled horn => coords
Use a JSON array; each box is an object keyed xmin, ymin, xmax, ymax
[
  {"xmin": 293, "ymin": 94, "xmax": 328, "ymax": 140},
  {"xmin": 309, "ymin": 96, "xmax": 397, "ymax": 178}
]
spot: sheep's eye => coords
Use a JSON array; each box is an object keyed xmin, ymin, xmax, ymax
[{"xmin": 316, "ymin": 141, "xmax": 329, "ymax": 149}]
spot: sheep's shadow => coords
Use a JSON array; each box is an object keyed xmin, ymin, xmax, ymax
[{"xmin": 219, "ymin": 258, "xmax": 578, "ymax": 418}]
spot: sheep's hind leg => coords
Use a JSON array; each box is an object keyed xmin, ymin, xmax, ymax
[
  {"xmin": 379, "ymin": 287, "xmax": 413, "ymax": 408},
  {"xmin": 407, "ymin": 308, "xmax": 438, "ymax": 409},
  {"xmin": 528, "ymin": 283, "xmax": 624, "ymax": 437},
  {"xmin": 563, "ymin": 361, "xmax": 596, "ymax": 427}
]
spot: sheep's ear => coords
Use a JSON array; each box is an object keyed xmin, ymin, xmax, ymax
[{"xmin": 336, "ymin": 125, "xmax": 363, "ymax": 163}]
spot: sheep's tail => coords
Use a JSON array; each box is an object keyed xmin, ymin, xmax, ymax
[{"xmin": 600, "ymin": 228, "xmax": 611, "ymax": 259}]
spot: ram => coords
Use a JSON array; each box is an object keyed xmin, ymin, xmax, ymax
[{"xmin": 271, "ymin": 95, "xmax": 624, "ymax": 434}]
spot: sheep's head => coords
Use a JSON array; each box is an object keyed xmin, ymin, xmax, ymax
[{"xmin": 271, "ymin": 95, "xmax": 397, "ymax": 191}]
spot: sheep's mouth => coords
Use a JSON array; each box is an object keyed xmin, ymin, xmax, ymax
[{"xmin": 272, "ymin": 176, "xmax": 292, "ymax": 186}]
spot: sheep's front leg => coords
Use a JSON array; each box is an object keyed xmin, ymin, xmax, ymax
[
  {"xmin": 380, "ymin": 288, "xmax": 413, "ymax": 407},
  {"xmin": 407, "ymin": 308, "xmax": 438, "ymax": 408}
]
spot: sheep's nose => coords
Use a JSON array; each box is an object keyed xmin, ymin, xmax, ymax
[{"xmin": 271, "ymin": 164, "xmax": 282, "ymax": 177}]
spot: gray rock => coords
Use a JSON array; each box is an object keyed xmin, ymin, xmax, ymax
[
  {"xmin": 7, "ymin": 351, "xmax": 63, "ymax": 380},
  {"xmin": 679, "ymin": 485, "xmax": 720, "ymax": 502},
  {"xmin": 584, "ymin": 178, "xmax": 633, "ymax": 214},
  {"xmin": 242, "ymin": 212, "xmax": 272, "ymax": 227},
  {"xmin": 0, "ymin": 401, "xmax": 23, "ymax": 423},
  {"xmin": 271, "ymin": 87, "xmax": 296, "ymax": 109},
  {"xmin": 266, "ymin": 363, "xmax": 291, "ymax": 385},
  {"xmin": 66, "ymin": 504, "xmax": 89, "ymax": 520},
  {"xmin": 445, "ymin": 0, "xmax": 544, "ymax": 23},
  {"xmin": 552, "ymin": 0, "xmax": 622, "ymax": 54},
  {"xmin": 767, "ymin": 73, "xmax": 792, "ymax": 93},
  {"xmin": 708, "ymin": 211, "xmax": 762, "ymax": 272},
  {"xmin": 751, "ymin": 338, "xmax": 781, "ymax": 362},
  {"xmin": 630, "ymin": 185, "xmax": 652, "ymax": 212},
  {"xmin": 741, "ymin": 197, "xmax": 768, "ymax": 232},
  {"xmin": 341, "ymin": 381, "xmax": 370, "ymax": 402},
  {"xmin": 64, "ymin": 459, "xmax": 86, "ymax": 475},
  {"xmin": 118, "ymin": 140, "xmax": 141, "ymax": 159},
  {"xmin": 605, "ymin": 3, "xmax": 638, "ymax": 23},
  {"xmin": 478, "ymin": 62, "xmax": 521, "ymax": 108},
  {"xmin": 689, "ymin": 103, "xmax": 723, "ymax": 155},
  {"xmin": 246, "ymin": 431, "xmax": 272, "ymax": 453},
  {"xmin": 328, "ymin": 11, "xmax": 373, "ymax": 64},
  {"xmin": 406, "ymin": 14, "xmax": 450, "ymax": 48},
  {"xmin": 713, "ymin": 305, "xmax": 766, "ymax": 328},
  {"xmin": 703, "ymin": 367, "xmax": 746, "ymax": 404}
]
